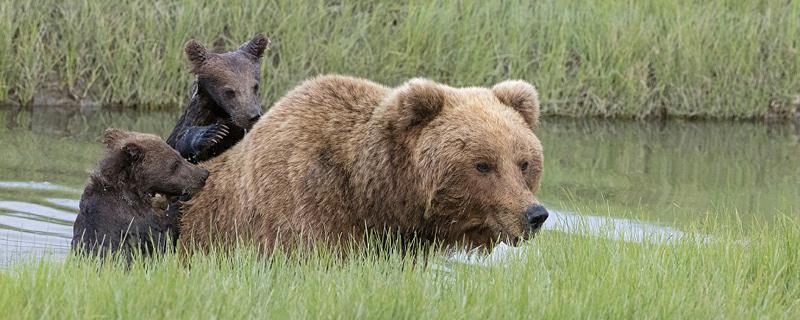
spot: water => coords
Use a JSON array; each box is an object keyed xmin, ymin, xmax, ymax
[{"xmin": 1, "ymin": 105, "xmax": 799, "ymax": 266}]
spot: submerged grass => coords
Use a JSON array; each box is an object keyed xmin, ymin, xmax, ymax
[
  {"xmin": 1, "ymin": 215, "xmax": 799, "ymax": 319},
  {"xmin": 1, "ymin": 0, "xmax": 798, "ymax": 119}
]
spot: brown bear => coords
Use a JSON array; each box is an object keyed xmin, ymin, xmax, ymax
[
  {"xmin": 179, "ymin": 75, "xmax": 549, "ymax": 254},
  {"xmin": 167, "ymin": 33, "xmax": 270, "ymax": 164},
  {"xmin": 72, "ymin": 128, "xmax": 209, "ymax": 259}
]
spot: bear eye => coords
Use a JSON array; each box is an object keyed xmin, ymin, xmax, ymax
[
  {"xmin": 520, "ymin": 161, "xmax": 529, "ymax": 172},
  {"xmin": 253, "ymin": 84, "xmax": 259, "ymax": 93},
  {"xmin": 223, "ymin": 89, "xmax": 236, "ymax": 98},
  {"xmin": 170, "ymin": 161, "xmax": 180, "ymax": 173},
  {"xmin": 475, "ymin": 163, "xmax": 492, "ymax": 173}
]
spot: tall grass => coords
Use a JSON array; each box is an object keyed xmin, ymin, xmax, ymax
[
  {"xmin": 1, "ymin": 0, "xmax": 798, "ymax": 119},
  {"xmin": 1, "ymin": 215, "xmax": 798, "ymax": 319}
]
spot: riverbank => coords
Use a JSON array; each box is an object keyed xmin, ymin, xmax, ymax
[{"xmin": 1, "ymin": 0, "xmax": 798, "ymax": 119}]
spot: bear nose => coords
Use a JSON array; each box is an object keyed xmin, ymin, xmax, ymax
[{"xmin": 524, "ymin": 204, "xmax": 549, "ymax": 229}]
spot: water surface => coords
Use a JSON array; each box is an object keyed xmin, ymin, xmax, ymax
[{"xmin": 1, "ymin": 106, "xmax": 798, "ymax": 265}]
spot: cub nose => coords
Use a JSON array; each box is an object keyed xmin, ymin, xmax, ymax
[
  {"xmin": 524, "ymin": 204, "xmax": 549, "ymax": 229},
  {"xmin": 199, "ymin": 169, "xmax": 209, "ymax": 182},
  {"xmin": 249, "ymin": 113, "xmax": 261, "ymax": 125}
]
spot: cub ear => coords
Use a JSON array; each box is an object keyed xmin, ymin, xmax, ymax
[
  {"xmin": 391, "ymin": 78, "xmax": 448, "ymax": 133},
  {"xmin": 492, "ymin": 80, "xmax": 540, "ymax": 130},
  {"xmin": 102, "ymin": 128, "xmax": 129, "ymax": 150},
  {"xmin": 122, "ymin": 142, "xmax": 144, "ymax": 162},
  {"xmin": 185, "ymin": 39, "xmax": 208, "ymax": 70},
  {"xmin": 238, "ymin": 33, "xmax": 270, "ymax": 59}
]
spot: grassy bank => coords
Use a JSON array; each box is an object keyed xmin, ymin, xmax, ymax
[
  {"xmin": 1, "ymin": 0, "xmax": 798, "ymax": 119},
  {"xmin": 1, "ymin": 215, "xmax": 798, "ymax": 319}
]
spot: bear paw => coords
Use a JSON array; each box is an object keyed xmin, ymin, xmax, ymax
[{"xmin": 191, "ymin": 123, "xmax": 229, "ymax": 154}]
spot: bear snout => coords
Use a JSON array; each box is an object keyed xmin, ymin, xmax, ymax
[
  {"xmin": 248, "ymin": 113, "xmax": 261, "ymax": 126},
  {"xmin": 232, "ymin": 108, "xmax": 262, "ymax": 130},
  {"xmin": 198, "ymin": 168, "xmax": 210, "ymax": 184},
  {"xmin": 184, "ymin": 168, "xmax": 209, "ymax": 194},
  {"xmin": 524, "ymin": 204, "xmax": 549, "ymax": 230}
]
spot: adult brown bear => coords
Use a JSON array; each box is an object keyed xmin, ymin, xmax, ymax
[{"xmin": 180, "ymin": 75, "xmax": 549, "ymax": 254}]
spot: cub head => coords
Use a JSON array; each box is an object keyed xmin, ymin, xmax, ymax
[
  {"xmin": 184, "ymin": 33, "xmax": 270, "ymax": 130},
  {"xmin": 102, "ymin": 128, "xmax": 209, "ymax": 197},
  {"xmin": 386, "ymin": 79, "xmax": 547, "ymax": 249}
]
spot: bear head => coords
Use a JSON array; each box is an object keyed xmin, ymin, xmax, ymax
[
  {"xmin": 385, "ymin": 79, "xmax": 547, "ymax": 249},
  {"xmin": 102, "ymin": 128, "xmax": 209, "ymax": 197},
  {"xmin": 184, "ymin": 33, "xmax": 270, "ymax": 130}
]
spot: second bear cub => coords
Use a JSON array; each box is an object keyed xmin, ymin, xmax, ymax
[
  {"xmin": 72, "ymin": 128, "xmax": 209, "ymax": 258},
  {"xmin": 167, "ymin": 33, "xmax": 270, "ymax": 163}
]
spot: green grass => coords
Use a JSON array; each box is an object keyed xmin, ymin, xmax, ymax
[
  {"xmin": 1, "ymin": 213, "xmax": 798, "ymax": 319},
  {"xmin": 1, "ymin": 0, "xmax": 798, "ymax": 119}
]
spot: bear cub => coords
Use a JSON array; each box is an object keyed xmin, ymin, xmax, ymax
[
  {"xmin": 72, "ymin": 128, "xmax": 209, "ymax": 258},
  {"xmin": 167, "ymin": 33, "xmax": 270, "ymax": 163}
]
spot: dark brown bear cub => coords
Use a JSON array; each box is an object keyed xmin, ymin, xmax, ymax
[
  {"xmin": 72, "ymin": 128, "xmax": 208, "ymax": 258},
  {"xmin": 167, "ymin": 33, "xmax": 270, "ymax": 163}
]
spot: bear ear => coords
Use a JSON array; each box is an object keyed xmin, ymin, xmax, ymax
[
  {"xmin": 238, "ymin": 33, "xmax": 270, "ymax": 60},
  {"xmin": 392, "ymin": 78, "xmax": 448, "ymax": 133},
  {"xmin": 102, "ymin": 128, "xmax": 129, "ymax": 150},
  {"xmin": 122, "ymin": 142, "xmax": 144, "ymax": 162},
  {"xmin": 492, "ymin": 80, "xmax": 540, "ymax": 130},
  {"xmin": 185, "ymin": 39, "xmax": 208, "ymax": 69}
]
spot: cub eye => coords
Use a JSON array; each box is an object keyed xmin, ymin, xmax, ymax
[
  {"xmin": 253, "ymin": 84, "xmax": 259, "ymax": 93},
  {"xmin": 520, "ymin": 161, "xmax": 529, "ymax": 172},
  {"xmin": 475, "ymin": 163, "xmax": 492, "ymax": 173},
  {"xmin": 171, "ymin": 162, "xmax": 180, "ymax": 173},
  {"xmin": 223, "ymin": 89, "xmax": 236, "ymax": 98}
]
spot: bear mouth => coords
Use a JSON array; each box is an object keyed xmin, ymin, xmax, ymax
[
  {"xmin": 486, "ymin": 213, "xmax": 544, "ymax": 247},
  {"xmin": 460, "ymin": 224, "xmax": 527, "ymax": 248}
]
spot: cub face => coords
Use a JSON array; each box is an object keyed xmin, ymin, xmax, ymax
[{"xmin": 184, "ymin": 33, "xmax": 271, "ymax": 130}]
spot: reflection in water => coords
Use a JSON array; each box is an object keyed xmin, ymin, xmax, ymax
[
  {"xmin": 45, "ymin": 198, "xmax": 81, "ymax": 210},
  {"xmin": 0, "ymin": 199, "xmax": 76, "ymax": 266},
  {"xmin": 0, "ymin": 201, "xmax": 78, "ymax": 222},
  {"xmin": 450, "ymin": 209, "xmax": 700, "ymax": 266},
  {"xmin": 0, "ymin": 214, "xmax": 73, "ymax": 237},
  {"xmin": 31, "ymin": 104, "xmax": 82, "ymax": 136},
  {"xmin": 544, "ymin": 210, "xmax": 693, "ymax": 243},
  {"xmin": 1, "ymin": 107, "xmax": 799, "ymax": 266},
  {"xmin": 0, "ymin": 182, "xmax": 82, "ymax": 193},
  {"xmin": 1, "ymin": 229, "xmax": 70, "ymax": 266},
  {"xmin": 539, "ymin": 119, "xmax": 800, "ymax": 225}
]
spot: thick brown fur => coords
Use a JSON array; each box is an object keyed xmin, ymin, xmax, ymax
[
  {"xmin": 180, "ymin": 75, "xmax": 548, "ymax": 254},
  {"xmin": 72, "ymin": 129, "xmax": 209, "ymax": 259}
]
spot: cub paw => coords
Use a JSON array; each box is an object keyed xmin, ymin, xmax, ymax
[{"xmin": 192, "ymin": 123, "xmax": 229, "ymax": 154}]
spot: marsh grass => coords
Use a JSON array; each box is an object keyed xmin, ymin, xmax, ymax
[
  {"xmin": 1, "ymin": 215, "xmax": 799, "ymax": 319},
  {"xmin": 2, "ymin": 0, "xmax": 798, "ymax": 119}
]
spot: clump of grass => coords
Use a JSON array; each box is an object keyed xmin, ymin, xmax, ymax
[
  {"xmin": 1, "ymin": 215, "xmax": 798, "ymax": 319},
  {"xmin": 1, "ymin": 0, "xmax": 798, "ymax": 119}
]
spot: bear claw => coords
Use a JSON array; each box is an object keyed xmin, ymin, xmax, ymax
[{"xmin": 194, "ymin": 123, "xmax": 230, "ymax": 152}]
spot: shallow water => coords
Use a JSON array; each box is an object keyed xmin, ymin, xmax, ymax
[{"xmin": 1, "ymin": 105, "xmax": 798, "ymax": 266}]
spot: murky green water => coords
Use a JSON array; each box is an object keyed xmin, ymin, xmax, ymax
[{"xmin": 1, "ymin": 105, "xmax": 799, "ymax": 264}]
